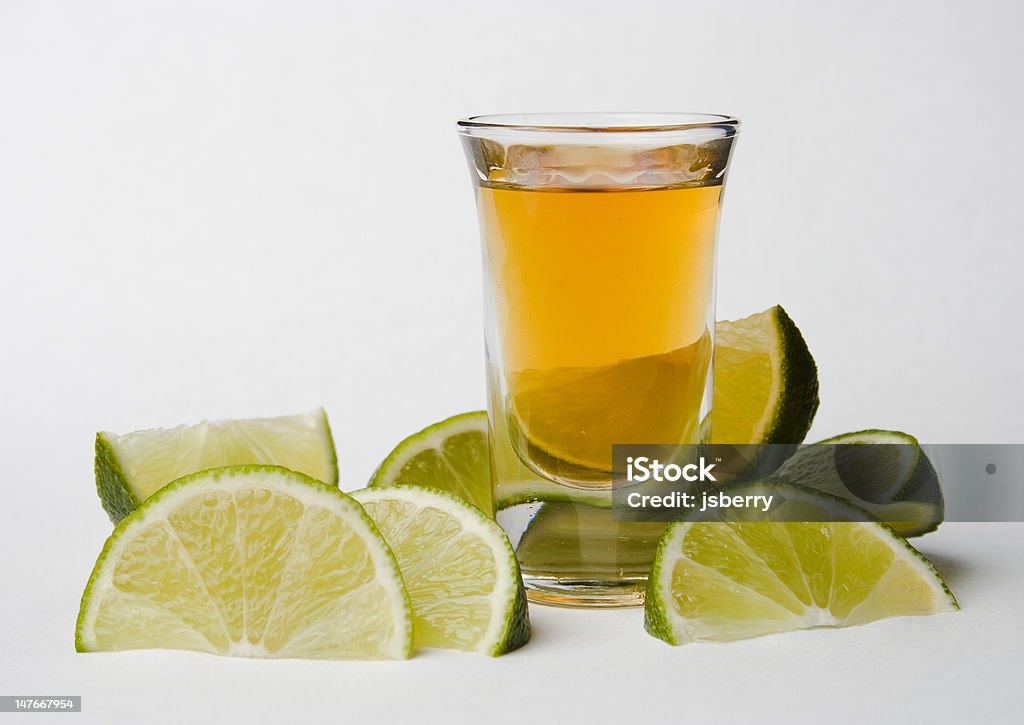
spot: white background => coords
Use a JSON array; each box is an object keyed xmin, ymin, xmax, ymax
[{"xmin": 1, "ymin": 1, "xmax": 1022, "ymax": 723}]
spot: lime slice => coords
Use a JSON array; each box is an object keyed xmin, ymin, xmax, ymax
[
  {"xmin": 96, "ymin": 408, "xmax": 338, "ymax": 523},
  {"xmin": 644, "ymin": 484, "xmax": 957, "ymax": 645},
  {"xmin": 352, "ymin": 486, "xmax": 530, "ymax": 656},
  {"xmin": 370, "ymin": 412, "xmax": 610, "ymax": 513},
  {"xmin": 769, "ymin": 430, "xmax": 944, "ymax": 537},
  {"xmin": 508, "ymin": 333, "xmax": 712, "ymax": 474},
  {"xmin": 76, "ymin": 465, "xmax": 412, "ymax": 659},
  {"xmin": 712, "ymin": 305, "xmax": 819, "ymax": 476},
  {"xmin": 369, "ymin": 412, "xmax": 494, "ymax": 514}
]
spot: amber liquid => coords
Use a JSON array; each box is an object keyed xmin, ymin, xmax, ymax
[
  {"xmin": 479, "ymin": 181, "xmax": 723, "ymax": 605},
  {"xmin": 480, "ymin": 183, "xmax": 721, "ymax": 483}
]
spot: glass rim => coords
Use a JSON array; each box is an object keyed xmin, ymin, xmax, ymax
[{"xmin": 456, "ymin": 112, "xmax": 739, "ymax": 134}]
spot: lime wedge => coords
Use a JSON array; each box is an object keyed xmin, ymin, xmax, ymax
[
  {"xmin": 352, "ymin": 486, "xmax": 530, "ymax": 656},
  {"xmin": 712, "ymin": 306, "xmax": 819, "ymax": 477},
  {"xmin": 370, "ymin": 412, "xmax": 610, "ymax": 513},
  {"xmin": 369, "ymin": 412, "xmax": 492, "ymax": 514},
  {"xmin": 76, "ymin": 466, "xmax": 412, "ymax": 659},
  {"xmin": 769, "ymin": 429, "xmax": 944, "ymax": 537},
  {"xmin": 644, "ymin": 484, "xmax": 957, "ymax": 645},
  {"xmin": 508, "ymin": 333, "xmax": 712, "ymax": 473},
  {"xmin": 96, "ymin": 409, "xmax": 338, "ymax": 523}
]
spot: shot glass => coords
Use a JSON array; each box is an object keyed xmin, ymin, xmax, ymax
[{"xmin": 458, "ymin": 113, "xmax": 739, "ymax": 606}]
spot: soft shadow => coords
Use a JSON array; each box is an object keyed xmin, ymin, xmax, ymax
[{"xmin": 914, "ymin": 550, "xmax": 968, "ymax": 590}]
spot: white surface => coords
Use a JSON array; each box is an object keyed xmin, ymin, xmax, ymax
[
  {"xmin": 2, "ymin": 525, "xmax": 1022, "ymax": 724},
  {"xmin": 1, "ymin": 1, "xmax": 1022, "ymax": 723}
]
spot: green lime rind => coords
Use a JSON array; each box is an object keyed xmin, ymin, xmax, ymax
[
  {"xmin": 497, "ymin": 573, "xmax": 531, "ymax": 655},
  {"xmin": 710, "ymin": 306, "xmax": 820, "ymax": 479},
  {"xmin": 94, "ymin": 432, "xmax": 141, "ymax": 524},
  {"xmin": 352, "ymin": 485, "xmax": 530, "ymax": 656},
  {"xmin": 643, "ymin": 482, "xmax": 957, "ymax": 646},
  {"xmin": 770, "ymin": 429, "xmax": 944, "ymax": 537},
  {"xmin": 762, "ymin": 305, "xmax": 820, "ymax": 447},
  {"xmin": 643, "ymin": 520, "xmax": 682, "ymax": 644},
  {"xmin": 76, "ymin": 464, "xmax": 413, "ymax": 659},
  {"xmin": 318, "ymin": 407, "xmax": 341, "ymax": 486}
]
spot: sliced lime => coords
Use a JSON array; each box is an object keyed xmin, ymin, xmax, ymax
[
  {"xmin": 769, "ymin": 429, "xmax": 944, "ymax": 536},
  {"xmin": 369, "ymin": 412, "xmax": 493, "ymax": 514},
  {"xmin": 370, "ymin": 411, "xmax": 606, "ymax": 513},
  {"xmin": 77, "ymin": 465, "xmax": 412, "ymax": 659},
  {"xmin": 352, "ymin": 486, "xmax": 530, "ymax": 656},
  {"xmin": 644, "ymin": 484, "xmax": 957, "ymax": 645},
  {"xmin": 508, "ymin": 333, "xmax": 712, "ymax": 474},
  {"xmin": 96, "ymin": 408, "xmax": 338, "ymax": 523},
  {"xmin": 713, "ymin": 305, "xmax": 819, "ymax": 448}
]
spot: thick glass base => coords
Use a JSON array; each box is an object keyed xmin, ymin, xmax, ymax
[
  {"xmin": 523, "ymin": 575, "xmax": 647, "ymax": 608},
  {"xmin": 500, "ymin": 500, "xmax": 665, "ymax": 608}
]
